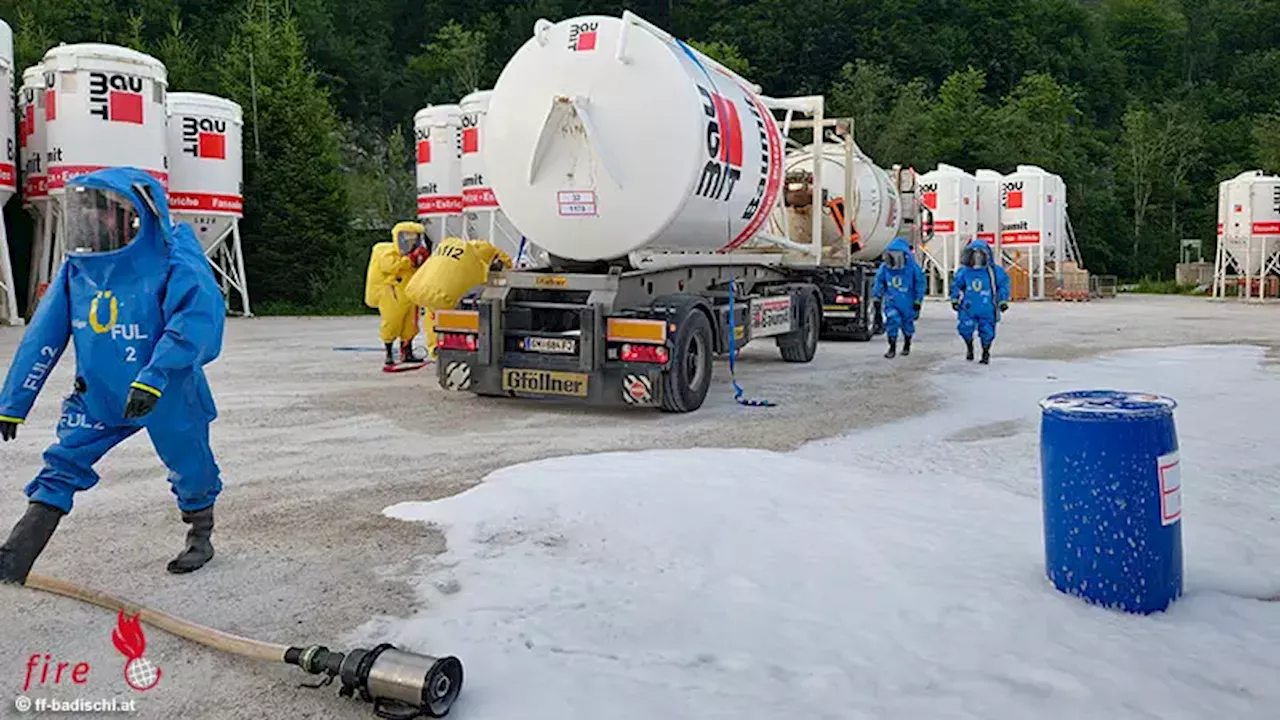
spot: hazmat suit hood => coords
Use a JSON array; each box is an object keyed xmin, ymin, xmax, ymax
[
  {"xmin": 63, "ymin": 167, "xmax": 176, "ymax": 283},
  {"xmin": 885, "ymin": 237, "xmax": 915, "ymax": 262},
  {"xmin": 963, "ymin": 239, "xmax": 995, "ymax": 267}
]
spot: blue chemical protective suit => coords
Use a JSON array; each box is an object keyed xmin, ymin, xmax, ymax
[
  {"xmin": 950, "ymin": 239, "xmax": 1011, "ymax": 347},
  {"xmin": 872, "ymin": 237, "xmax": 926, "ymax": 340},
  {"xmin": 0, "ymin": 168, "xmax": 226, "ymax": 514}
]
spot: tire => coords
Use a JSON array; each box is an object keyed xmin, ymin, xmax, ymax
[
  {"xmin": 660, "ymin": 308, "xmax": 714, "ymax": 413},
  {"xmin": 777, "ymin": 289, "xmax": 820, "ymax": 362}
]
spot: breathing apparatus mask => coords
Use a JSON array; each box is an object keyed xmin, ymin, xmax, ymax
[
  {"xmin": 883, "ymin": 250, "xmax": 907, "ymax": 270},
  {"xmin": 963, "ymin": 247, "xmax": 989, "ymax": 268},
  {"xmin": 66, "ymin": 185, "xmax": 143, "ymax": 255},
  {"xmin": 397, "ymin": 230, "xmax": 426, "ymax": 256}
]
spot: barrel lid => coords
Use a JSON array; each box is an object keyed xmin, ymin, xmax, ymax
[{"xmin": 1039, "ymin": 390, "xmax": 1177, "ymax": 419}]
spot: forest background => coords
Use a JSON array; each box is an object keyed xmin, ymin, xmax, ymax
[{"xmin": 3, "ymin": 0, "xmax": 1277, "ymax": 313}]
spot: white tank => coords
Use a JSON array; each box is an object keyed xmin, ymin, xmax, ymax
[
  {"xmin": 999, "ymin": 165, "xmax": 1065, "ymax": 250},
  {"xmin": 774, "ymin": 142, "xmax": 901, "ymax": 261},
  {"xmin": 483, "ymin": 14, "xmax": 786, "ymax": 262},
  {"xmin": 0, "ymin": 22, "xmax": 16, "ymax": 203},
  {"xmin": 414, "ymin": 104, "xmax": 464, "ymax": 240},
  {"xmin": 41, "ymin": 43, "xmax": 168, "ymax": 194},
  {"xmin": 917, "ymin": 164, "xmax": 976, "ymax": 273},
  {"xmin": 165, "ymin": 92, "xmax": 243, "ymax": 249},
  {"xmin": 1220, "ymin": 171, "xmax": 1280, "ymax": 271},
  {"xmin": 19, "ymin": 64, "xmax": 48, "ymax": 205},
  {"xmin": 974, "ymin": 169, "xmax": 1001, "ymax": 244},
  {"xmin": 460, "ymin": 89, "xmax": 546, "ymax": 267}
]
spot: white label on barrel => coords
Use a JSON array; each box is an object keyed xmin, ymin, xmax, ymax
[
  {"xmin": 557, "ymin": 190, "xmax": 597, "ymax": 217},
  {"xmin": 1158, "ymin": 451, "xmax": 1181, "ymax": 525}
]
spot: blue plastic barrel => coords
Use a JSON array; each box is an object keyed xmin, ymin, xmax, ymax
[{"xmin": 1039, "ymin": 390, "xmax": 1182, "ymax": 614}]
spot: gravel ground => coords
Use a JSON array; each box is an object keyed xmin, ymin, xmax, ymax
[{"xmin": 0, "ymin": 294, "xmax": 1278, "ymax": 719}]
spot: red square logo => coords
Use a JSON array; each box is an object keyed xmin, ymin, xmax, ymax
[
  {"xmin": 575, "ymin": 31, "xmax": 597, "ymax": 51},
  {"xmin": 44, "ymin": 90, "xmax": 56, "ymax": 121},
  {"xmin": 198, "ymin": 132, "xmax": 226, "ymax": 159},
  {"xmin": 922, "ymin": 191, "xmax": 937, "ymax": 210},
  {"xmin": 462, "ymin": 127, "xmax": 478, "ymax": 154},
  {"xmin": 109, "ymin": 91, "xmax": 144, "ymax": 124},
  {"xmin": 1005, "ymin": 190, "xmax": 1023, "ymax": 209},
  {"xmin": 416, "ymin": 140, "xmax": 431, "ymax": 164}
]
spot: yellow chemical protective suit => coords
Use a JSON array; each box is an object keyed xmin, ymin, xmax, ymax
[
  {"xmin": 405, "ymin": 237, "xmax": 513, "ymax": 356},
  {"xmin": 365, "ymin": 222, "xmax": 430, "ymax": 364}
]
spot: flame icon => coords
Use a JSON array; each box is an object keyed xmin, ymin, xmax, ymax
[{"xmin": 112, "ymin": 611, "xmax": 161, "ymax": 691}]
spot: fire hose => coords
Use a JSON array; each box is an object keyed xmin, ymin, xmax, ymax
[{"xmin": 22, "ymin": 573, "xmax": 464, "ymax": 719}]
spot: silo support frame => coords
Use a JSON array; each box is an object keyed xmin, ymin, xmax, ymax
[
  {"xmin": 200, "ymin": 220, "xmax": 252, "ymax": 317},
  {"xmin": 0, "ymin": 220, "xmax": 21, "ymax": 326},
  {"xmin": 1212, "ymin": 235, "xmax": 1280, "ymax": 301}
]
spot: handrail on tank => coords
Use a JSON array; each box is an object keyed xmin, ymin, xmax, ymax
[{"xmin": 615, "ymin": 11, "xmax": 764, "ymax": 94}]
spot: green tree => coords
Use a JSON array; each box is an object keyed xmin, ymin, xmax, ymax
[
  {"xmin": 404, "ymin": 21, "xmax": 491, "ymax": 107},
  {"xmin": 1256, "ymin": 108, "xmax": 1280, "ymax": 172},
  {"xmin": 685, "ymin": 39, "xmax": 753, "ymax": 78},
  {"xmin": 218, "ymin": 0, "xmax": 351, "ymax": 307},
  {"xmin": 928, "ymin": 68, "xmax": 995, "ymax": 171}
]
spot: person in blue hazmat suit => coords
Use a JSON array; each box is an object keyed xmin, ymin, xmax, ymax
[
  {"xmin": 0, "ymin": 167, "xmax": 226, "ymax": 584},
  {"xmin": 949, "ymin": 239, "xmax": 1011, "ymax": 364},
  {"xmin": 871, "ymin": 237, "xmax": 927, "ymax": 359}
]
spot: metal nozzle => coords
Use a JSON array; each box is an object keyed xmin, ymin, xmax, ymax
[{"xmin": 287, "ymin": 643, "xmax": 463, "ymax": 718}]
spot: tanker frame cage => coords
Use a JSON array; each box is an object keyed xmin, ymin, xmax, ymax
[{"xmin": 434, "ymin": 95, "xmax": 892, "ymax": 413}]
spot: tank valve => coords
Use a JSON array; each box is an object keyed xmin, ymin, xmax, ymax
[{"xmin": 287, "ymin": 644, "xmax": 464, "ymax": 718}]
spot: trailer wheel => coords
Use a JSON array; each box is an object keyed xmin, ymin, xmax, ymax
[
  {"xmin": 660, "ymin": 308, "xmax": 713, "ymax": 413},
  {"xmin": 777, "ymin": 289, "xmax": 820, "ymax": 362}
]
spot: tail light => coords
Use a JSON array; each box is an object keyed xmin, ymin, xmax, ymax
[
  {"xmin": 620, "ymin": 343, "xmax": 668, "ymax": 364},
  {"xmin": 437, "ymin": 333, "xmax": 478, "ymax": 352},
  {"xmin": 834, "ymin": 295, "xmax": 860, "ymax": 305}
]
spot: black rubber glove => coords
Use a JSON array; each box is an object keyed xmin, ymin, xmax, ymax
[
  {"xmin": 999, "ymin": 302, "xmax": 1009, "ymax": 312},
  {"xmin": 1, "ymin": 420, "xmax": 17, "ymax": 441},
  {"xmin": 912, "ymin": 302, "xmax": 921, "ymax": 312},
  {"xmin": 951, "ymin": 300, "xmax": 960, "ymax": 312},
  {"xmin": 123, "ymin": 387, "xmax": 159, "ymax": 420}
]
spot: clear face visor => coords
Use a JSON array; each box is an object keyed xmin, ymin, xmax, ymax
[
  {"xmin": 884, "ymin": 250, "xmax": 907, "ymax": 269},
  {"xmin": 65, "ymin": 186, "xmax": 141, "ymax": 255},
  {"xmin": 397, "ymin": 231, "xmax": 424, "ymax": 255},
  {"xmin": 964, "ymin": 248, "xmax": 988, "ymax": 267}
]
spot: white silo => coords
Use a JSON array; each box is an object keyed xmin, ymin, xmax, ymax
[
  {"xmin": 1213, "ymin": 170, "xmax": 1280, "ymax": 299},
  {"xmin": 166, "ymin": 92, "xmax": 250, "ymax": 315},
  {"xmin": 461, "ymin": 89, "xmax": 547, "ymax": 268},
  {"xmin": 915, "ymin": 163, "xmax": 976, "ymax": 296},
  {"xmin": 31, "ymin": 43, "xmax": 168, "ymax": 308},
  {"xmin": 413, "ymin": 104, "xmax": 464, "ymax": 241},
  {"xmin": 998, "ymin": 164, "xmax": 1069, "ymax": 300},
  {"xmin": 974, "ymin": 169, "xmax": 1001, "ymax": 245},
  {"xmin": 0, "ymin": 21, "xmax": 18, "ymax": 325},
  {"xmin": 19, "ymin": 63, "xmax": 51, "ymax": 316}
]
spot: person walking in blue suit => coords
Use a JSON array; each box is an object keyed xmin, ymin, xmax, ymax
[
  {"xmin": 872, "ymin": 237, "xmax": 926, "ymax": 359},
  {"xmin": 949, "ymin": 239, "xmax": 1011, "ymax": 364},
  {"xmin": 0, "ymin": 167, "xmax": 227, "ymax": 583}
]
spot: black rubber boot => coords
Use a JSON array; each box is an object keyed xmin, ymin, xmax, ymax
[
  {"xmin": 384, "ymin": 342, "xmax": 395, "ymax": 367},
  {"xmin": 401, "ymin": 341, "xmax": 422, "ymax": 364},
  {"xmin": 884, "ymin": 337, "xmax": 897, "ymax": 359},
  {"xmin": 902, "ymin": 336, "xmax": 912, "ymax": 356},
  {"xmin": 0, "ymin": 502, "xmax": 65, "ymax": 585},
  {"xmin": 980, "ymin": 345, "xmax": 991, "ymax": 365},
  {"xmin": 167, "ymin": 506, "xmax": 214, "ymax": 574},
  {"xmin": 965, "ymin": 338, "xmax": 975, "ymax": 361}
]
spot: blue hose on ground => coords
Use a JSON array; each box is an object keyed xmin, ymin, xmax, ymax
[{"xmin": 727, "ymin": 275, "xmax": 775, "ymax": 407}]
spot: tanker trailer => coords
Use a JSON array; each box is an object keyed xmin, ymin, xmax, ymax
[
  {"xmin": 433, "ymin": 11, "xmax": 848, "ymax": 413},
  {"xmin": 771, "ymin": 139, "xmax": 911, "ymax": 339}
]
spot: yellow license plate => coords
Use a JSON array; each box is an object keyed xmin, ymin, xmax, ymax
[{"xmin": 501, "ymin": 369, "xmax": 589, "ymax": 397}]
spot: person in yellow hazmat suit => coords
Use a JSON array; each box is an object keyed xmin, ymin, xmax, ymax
[
  {"xmin": 365, "ymin": 222, "xmax": 431, "ymax": 368},
  {"xmin": 405, "ymin": 237, "xmax": 512, "ymax": 357}
]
